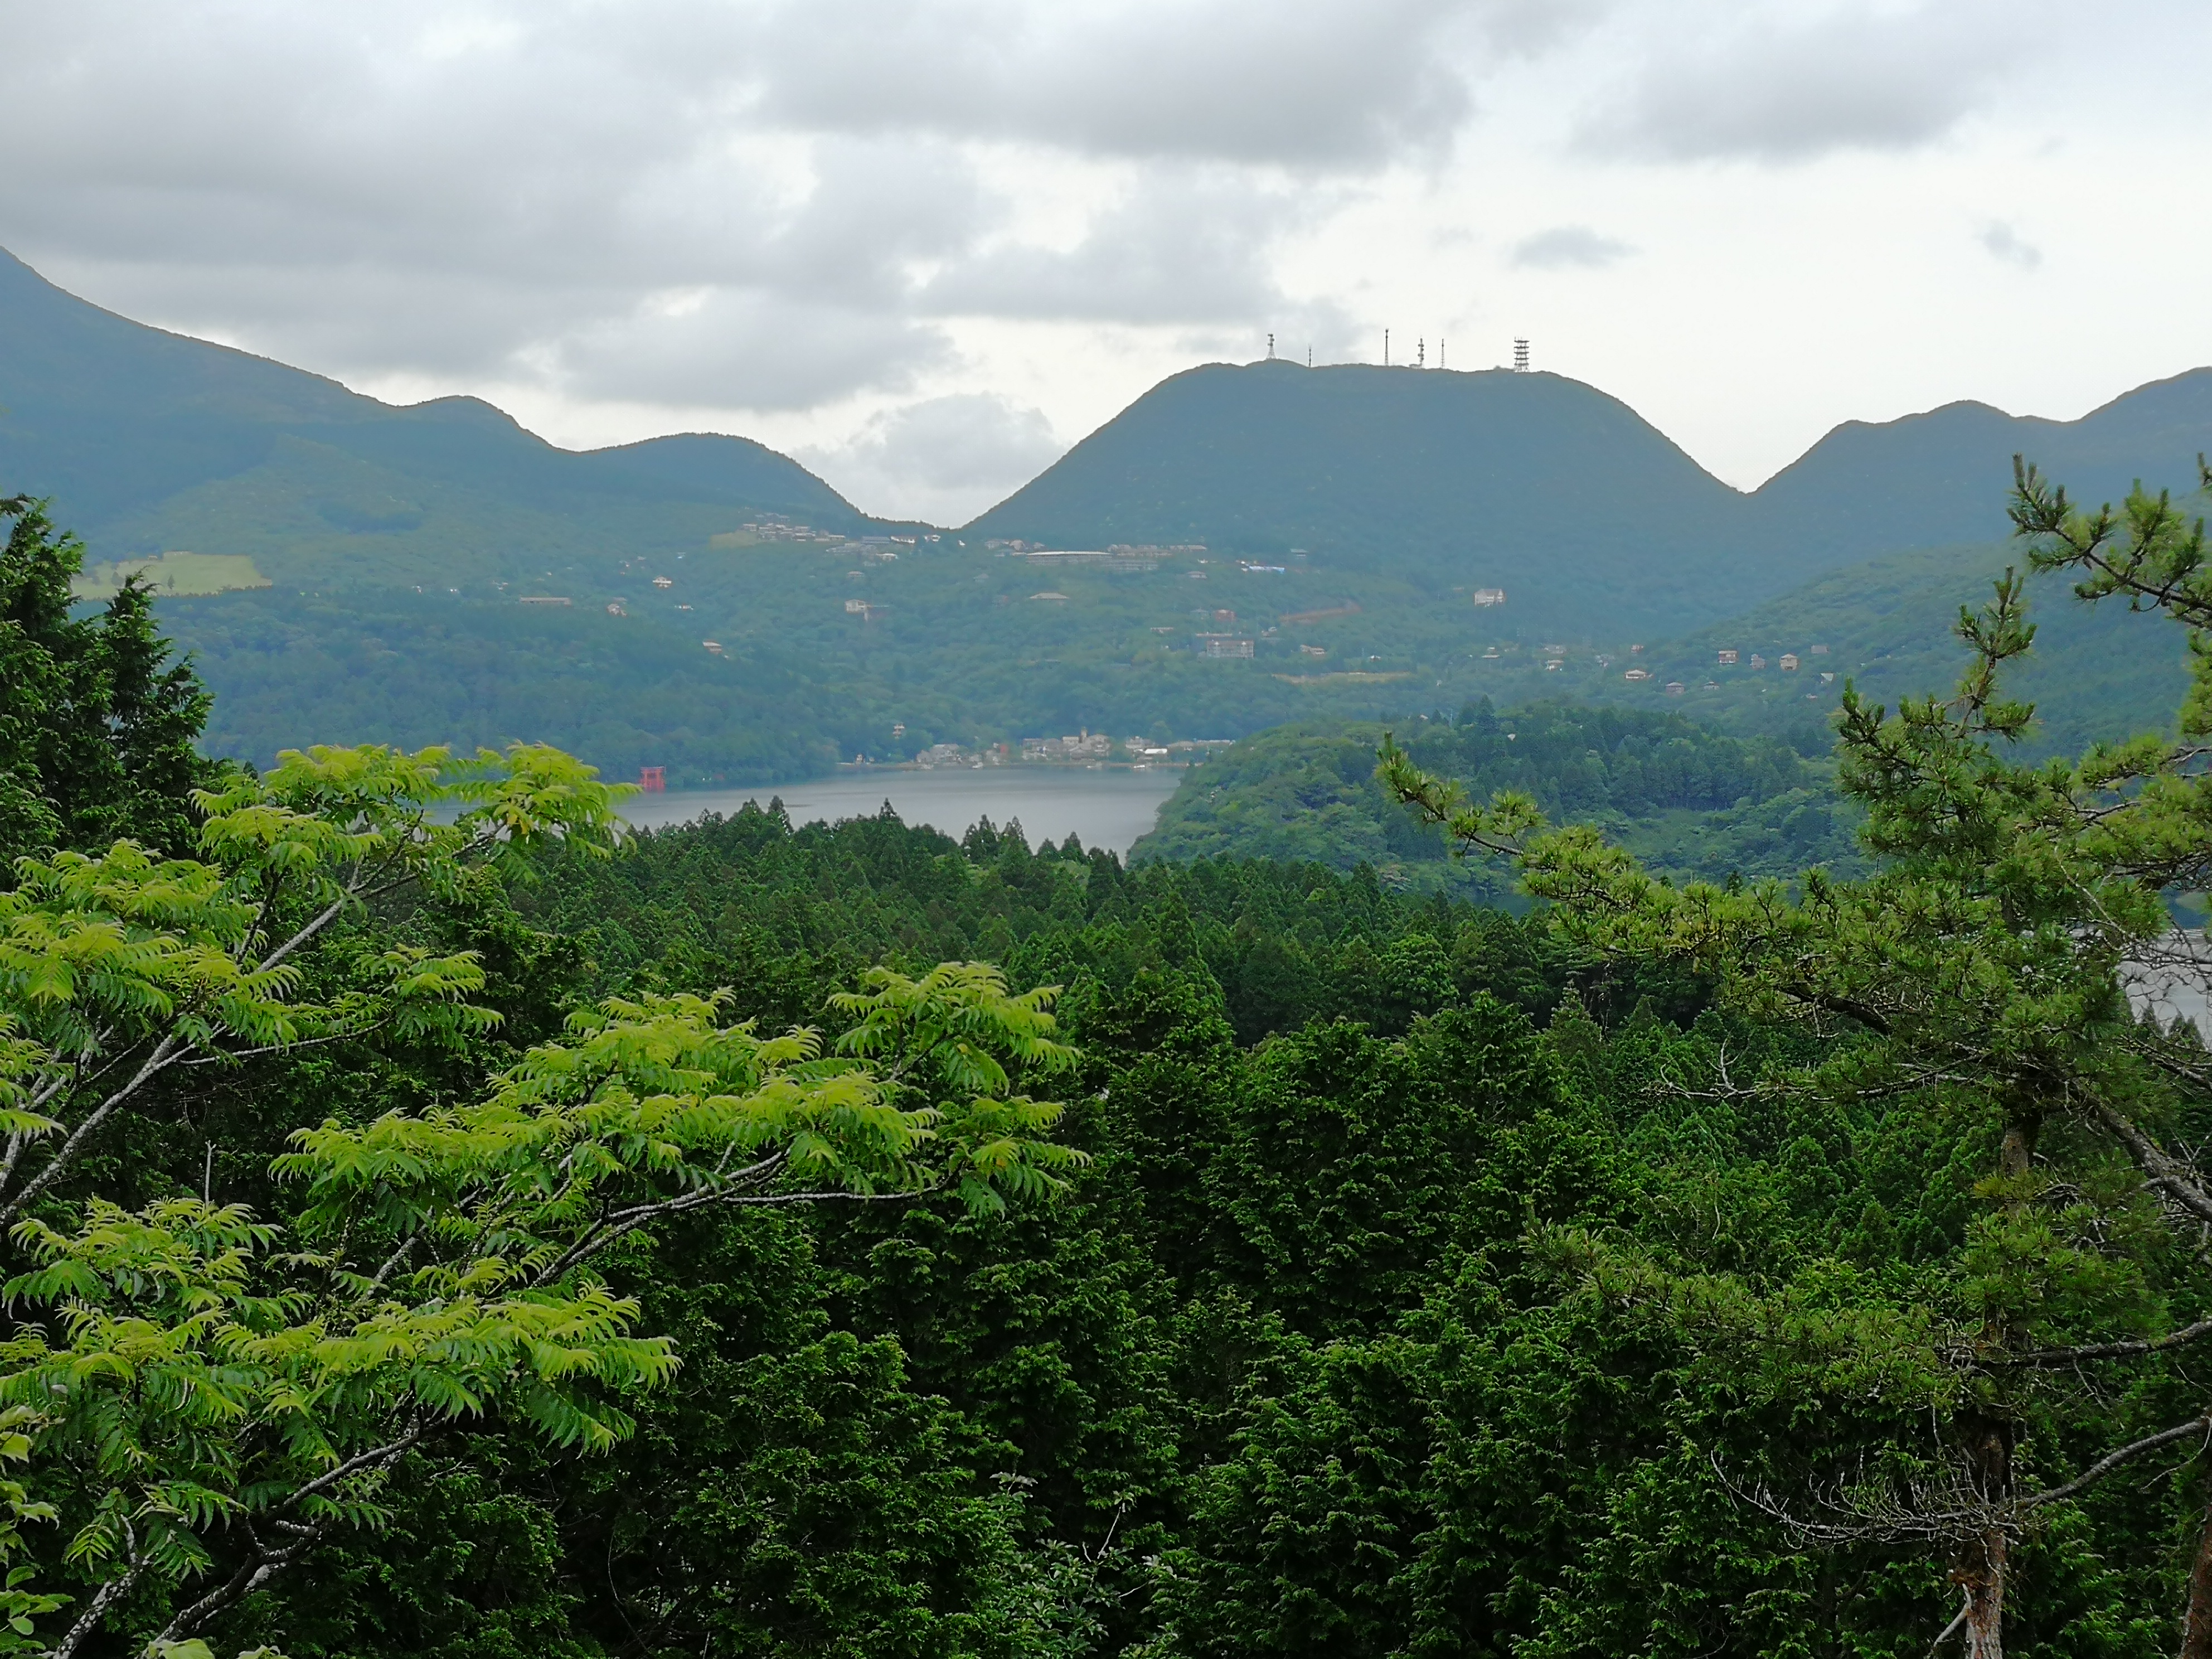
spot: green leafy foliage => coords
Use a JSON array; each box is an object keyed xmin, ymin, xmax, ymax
[{"xmin": 21, "ymin": 457, "xmax": 2212, "ymax": 1654}]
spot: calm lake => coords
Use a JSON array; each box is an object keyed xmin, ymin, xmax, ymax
[{"xmin": 615, "ymin": 765, "xmax": 1187, "ymax": 855}]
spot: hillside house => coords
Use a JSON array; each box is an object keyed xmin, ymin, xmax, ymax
[
  {"xmin": 1195, "ymin": 634, "xmax": 1254, "ymax": 659},
  {"xmin": 1749, "ymin": 654, "xmax": 1768, "ymax": 670},
  {"xmin": 1717, "ymin": 648, "xmax": 1739, "ymax": 665},
  {"xmin": 1779, "ymin": 653, "xmax": 1800, "ymax": 670},
  {"xmin": 1470, "ymin": 588, "xmax": 1506, "ymax": 606}
]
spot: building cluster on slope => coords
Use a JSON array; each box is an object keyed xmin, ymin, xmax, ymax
[
  {"xmin": 993, "ymin": 542, "xmax": 1207, "ymax": 574},
  {"xmin": 724, "ymin": 516, "xmax": 932, "ymax": 562},
  {"xmin": 1021, "ymin": 732, "xmax": 1114, "ymax": 762}
]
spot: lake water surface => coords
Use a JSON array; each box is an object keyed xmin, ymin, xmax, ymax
[{"xmin": 617, "ymin": 766, "xmax": 1186, "ymax": 855}]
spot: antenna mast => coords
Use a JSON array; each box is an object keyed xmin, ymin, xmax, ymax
[
  {"xmin": 1384, "ymin": 328, "xmax": 1390, "ymax": 366},
  {"xmin": 1512, "ymin": 338, "xmax": 1530, "ymax": 372}
]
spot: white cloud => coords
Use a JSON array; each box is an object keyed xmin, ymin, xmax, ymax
[
  {"xmin": 807, "ymin": 392, "xmax": 1064, "ymax": 522},
  {"xmin": 1511, "ymin": 225, "xmax": 1633, "ymax": 269},
  {"xmin": 1979, "ymin": 221, "xmax": 2041, "ymax": 271},
  {"xmin": 924, "ymin": 173, "xmax": 1313, "ymax": 323},
  {"xmin": 1578, "ymin": 1, "xmax": 2031, "ymax": 163},
  {"xmin": 555, "ymin": 291, "xmax": 954, "ymax": 412}
]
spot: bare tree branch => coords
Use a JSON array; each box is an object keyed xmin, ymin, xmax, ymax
[
  {"xmin": 2010, "ymin": 1318, "xmax": 2212, "ymax": 1369},
  {"xmin": 1, "ymin": 1031, "xmax": 186, "ymax": 1225},
  {"xmin": 2019, "ymin": 1413, "xmax": 2212, "ymax": 1511}
]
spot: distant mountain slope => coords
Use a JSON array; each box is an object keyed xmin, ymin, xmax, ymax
[
  {"xmin": 1611, "ymin": 535, "xmax": 2193, "ymax": 759},
  {"xmin": 6, "ymin": 241, "xmax": 2206, "ymax": 787},
  {"xmin": 1747, "ymin": 369, "xmax": 2212, "ymax": 563},
  {"xmin": 0, "ymin": 246, "xmax": 863, "ymax": 590},
  {"xmin": 966, "ymin": 361, "xmax": 1761, "ymax": 636},
  {"xmin": 967, "ymin": 358, "xmax": 2212, "ymax": 639}
]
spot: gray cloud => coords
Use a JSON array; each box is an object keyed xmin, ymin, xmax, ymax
[
  {"xmin": 1510, "ymin": 224, "xmax": 1633, "ymax": 269},
  {"xmin": 1581, "ymin": 2, "xmax": 2029, "ymax": 163},
  {"xmin": 746, "ymin": 0, "xmax": 1495, "ymax": 167},
  {"xmin": 0, "ymin": 0, "xmax": 1524, "ymax": 421},
  {"xmin": 555, "ymin": 292, "xmax": 955, "ymax": 413},
  {"xmin": 1980, "ymin": 221, "xmax": 2041, "ymax": 270},
  {"xmin": 805, "ymin": 394, "xmax": 1064, "ymax": 524},
  {"xmin": 923, "ymin": 173, "xmax": 1315, "ymax": 323}
]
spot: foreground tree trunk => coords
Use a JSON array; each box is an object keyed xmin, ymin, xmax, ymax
[
  {"xmin": 2181, "ymin": 1490, "xmax": 2212, "ymax": 1659},
  {"xmin": 1954, "ymin": 1524, "xmax": 2006, "ymax": 1657},
  {"xmin": 1953, "ymin": 1410, "xmax": 2015, "ymax": 1658}
]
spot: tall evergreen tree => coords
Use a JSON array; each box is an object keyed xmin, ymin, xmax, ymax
[
  {"xmin": 0, "ymin": 495, "xmax": 214, "ymax": 862},
  {"xmin": 1381, "ymin": 458, "xmax": 2212, "ymax": 1655}
]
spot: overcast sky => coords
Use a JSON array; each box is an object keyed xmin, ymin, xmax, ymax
[{"xmin": 4, "ymin": 0, "xmax": 2208, "ymax": 523}]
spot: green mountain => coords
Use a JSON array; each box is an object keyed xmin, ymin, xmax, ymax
[
  {"xmin": 967, "ymin": 361, "xmax": 1759, "ymax": 636},
  {"xmin": 1612, "ymin": 536, "xmax": 2192, "ymax": 759},
  {"xmin": 1433, "ymin": 507, "xmax": 2201, "ymax": 762},
  {"xmin": 968, "ymin": 358, "xmax": 2212, "ymax": 638},
  {"xmin": 0, "ymin": 245, "xmax": 866, "ymax": 595},
  {"xmin": 5, "ymin": 242, "xmax": 2206, "ymax": 784},
  {"xmin": 1748, "ymin": 370, "xmax": 2212, "ymax": 564}
]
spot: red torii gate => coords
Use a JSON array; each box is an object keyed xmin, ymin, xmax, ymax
[{"xmin": 638, "ymin": 766, "xmax": 666, "ymax": 792}]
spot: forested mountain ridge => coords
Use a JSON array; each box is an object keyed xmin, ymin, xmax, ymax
[
  {"xmin": 1133, "ymin": 704, "xmax": 1863, "ymax": 894},
  {"xmin": 966, "ymin": 360, "xmax": 1760, "ymax": 636},
  {"xmin": 1749, "ymin": 367, "xmax": 2212, "ymax": 565},
  {"xmin": 7, "ymin": 241, "xmax": 2209, "ymax": 783},
  {"xmin": 966, "ymin": 355, "xmax": 2212, "ymax": 635},
  {"xmin": 1609, "ymin": 534, "xmax": 2195, "ymax": 758},
  {"xmin": 0, "ymin": 245, "xmax": 870, "ymax": 595}
]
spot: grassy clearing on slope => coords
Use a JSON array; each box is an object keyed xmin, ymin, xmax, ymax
[{"xmin": 71, "ymin": 550, "xmax": 270, "ymax": 599}]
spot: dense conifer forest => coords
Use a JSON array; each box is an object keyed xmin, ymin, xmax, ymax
[{"xmin": 6, "ymin": 464, "xmax": 2212, "ymax": 1658}]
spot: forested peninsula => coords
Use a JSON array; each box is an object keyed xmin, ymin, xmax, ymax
[{"xmin": 5, "ymin": 460, "xmax": 2212, "ymax": 1658}]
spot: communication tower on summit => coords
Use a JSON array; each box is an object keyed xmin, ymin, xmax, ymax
[
  {"xmin": 1512, "ymin": 338, "xmax": 1530, "ymax": 372},
  {"xmin": 1267, "ymin": 332, "xmax": 1275, "ymax": 360}
]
